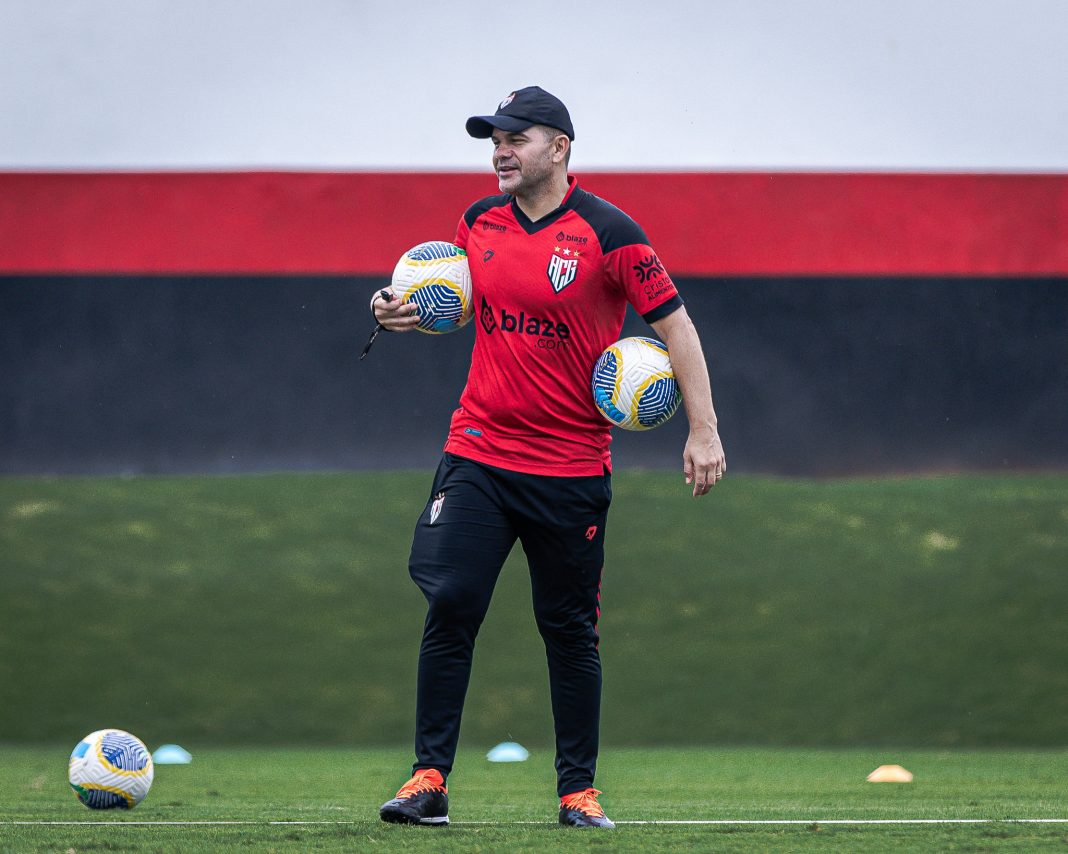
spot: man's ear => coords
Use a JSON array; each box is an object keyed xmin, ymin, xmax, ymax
[{"xmin": 554, "ymin": 135, "xmax": 570, "ymax": 164}]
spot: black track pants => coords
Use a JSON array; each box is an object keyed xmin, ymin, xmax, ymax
[{"xmin": 407, "ymin": 453, "xmax": 611, "ymax": 797}]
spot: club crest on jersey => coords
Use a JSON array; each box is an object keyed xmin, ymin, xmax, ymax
[
  {"xmin": 430, "ymin": 492, "xmax": 445, "ymax": 524},
  {"xmin": 547, "ymin": 253, "xmax": 578, "ymax": 293}
]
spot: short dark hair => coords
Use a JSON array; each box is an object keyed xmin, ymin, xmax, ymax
[{"xmin": 539, "ymin": 125, "xmax": 571, "ymax": 167}]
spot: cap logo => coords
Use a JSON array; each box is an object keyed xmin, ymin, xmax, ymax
[{"xmin": 498, "ymin": 92, "xmax": 516, "ymax": 109}]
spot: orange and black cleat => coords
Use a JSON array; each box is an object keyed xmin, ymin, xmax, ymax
[
  {"xmin": 559, "ymin": 787, "xmax": 615, "ymax": 828},
  {"xmin": 379, "ymin": 768, "xmax": 449, "ymax": 826}
]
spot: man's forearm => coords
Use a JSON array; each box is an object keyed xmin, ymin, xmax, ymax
[{"xmin": 652, "ymin": 307, "xmax": 718, "ymax": 432}]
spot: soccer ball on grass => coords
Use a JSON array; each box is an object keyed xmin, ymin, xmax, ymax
[
  {"xmin": 68, "ymin": 729, "xmax": 154, "ymax": 809},
  {"xmin": 592, "ymin": 336, "xmax": 682, "ymax": 430},
  {"xmin": 390, "ymin": 241, "xmax": 473, "ymax": 333}
]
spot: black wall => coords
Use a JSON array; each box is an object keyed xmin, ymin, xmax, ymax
[{"xmin": 2, "ymin": 276, "xmax": 1066, "ymax": 476}]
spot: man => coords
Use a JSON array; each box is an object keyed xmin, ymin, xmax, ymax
[{"xmin": 374, "ymin": 86, "xmax": 726, "ymax": 828}]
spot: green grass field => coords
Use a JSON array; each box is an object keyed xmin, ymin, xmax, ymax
[
  {"xmin": 2, "ymin": 472, "xmax": 1068, "ymax": 850},
  {"xmin": 2, "ymin": 472, "xmax": 1066, "ymax": 748},
  {"xmin": 3, "ymin": 746, "xmax": 1068, "ymax": 852}
]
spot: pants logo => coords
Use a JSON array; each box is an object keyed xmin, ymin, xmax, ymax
[
  {"xmin": 430, "ymin": 492, "xmax": 445, "ymax": 524},
  {"xmin": 585, "ymin": 525, "xmax": 598, "ymax": 541}
]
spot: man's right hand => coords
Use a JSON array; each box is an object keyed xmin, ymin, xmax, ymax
[{"xmin": 371, "ymin": 289, "xmax": 422, "ymax": 332}]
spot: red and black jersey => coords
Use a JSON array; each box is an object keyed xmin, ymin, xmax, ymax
[{"xmin": 446, "ymin": 176, "xmax": 682, "ymax": 476}]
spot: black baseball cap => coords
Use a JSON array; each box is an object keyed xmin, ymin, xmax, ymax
[{"xmin": 466, "ymin": 86, "xmax": 575, "ymax": 141}]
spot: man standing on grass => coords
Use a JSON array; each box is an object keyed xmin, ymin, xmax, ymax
[{"xmin": 372, "ymin": 86, "xmax": 726, "ymax": 828}]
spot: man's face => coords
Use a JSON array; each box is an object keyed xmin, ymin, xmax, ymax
[{"xmin": 491, "ymin": 127, "xmax": 561, "ymax": 196}]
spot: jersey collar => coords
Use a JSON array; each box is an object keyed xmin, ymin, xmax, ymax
[{"xmin": 510, "ymin": 175, "xmax": 581, "ymax": 235}]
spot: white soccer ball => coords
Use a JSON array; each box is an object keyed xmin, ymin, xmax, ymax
[
  {"xmin": 68, "ymin": 729, "xmax": 154, "ymax": 809},
  {"xmin": 390, "ymin": 241, "xmax": 473, "ymax": 334},
  {"xmin": 591, "ymin": 336, "xmax": 682, "ymax": 430}
]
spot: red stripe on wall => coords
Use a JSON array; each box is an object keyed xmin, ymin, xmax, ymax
[{"xmin": 1, "ymin": 171, "xmax": 1065, "ymax": 275}]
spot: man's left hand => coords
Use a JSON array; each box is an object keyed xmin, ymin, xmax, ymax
[{"xmin": 683, "ymin": 426, "xmax": 726, "ymax": 498}]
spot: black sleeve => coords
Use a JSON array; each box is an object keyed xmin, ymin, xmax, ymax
[
  {"xmin": 463, "ymin": 194, "xmax": 512, "ymax": 229},
  {"xmin": 642, "ymin": 294, "xmax": 684, "ymax": 324}
]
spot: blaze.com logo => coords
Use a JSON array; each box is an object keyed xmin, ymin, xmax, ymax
[{"xmin": 479, "ymin": 296, "xmax": 571, "ymax": 350}]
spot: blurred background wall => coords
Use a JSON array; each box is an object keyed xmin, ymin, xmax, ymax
[{"xmin": 2, "ymin": 0, "xmax": 1066, "ymax": 477}]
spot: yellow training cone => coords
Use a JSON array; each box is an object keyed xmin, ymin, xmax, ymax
[{"xmin": 867, "ymin": 764, "xmax": 914, "ymax": 783}]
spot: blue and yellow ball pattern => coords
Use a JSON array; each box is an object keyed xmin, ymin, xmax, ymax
[
  {"xmin": 390, "ymin": 241, "xmax": 473, "ymax": 334},
  {"xmin": 592, "ymin": 336, "xmax": 682, "ymax": 430},
  {"xmin": 68, "ymin": 729, "xmax": 154, "ymax": 809}
]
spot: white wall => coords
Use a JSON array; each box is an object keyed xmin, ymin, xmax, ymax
[{"xmin": 2, "ymin": 0, "xmax": 1066, "ymax": 170}]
